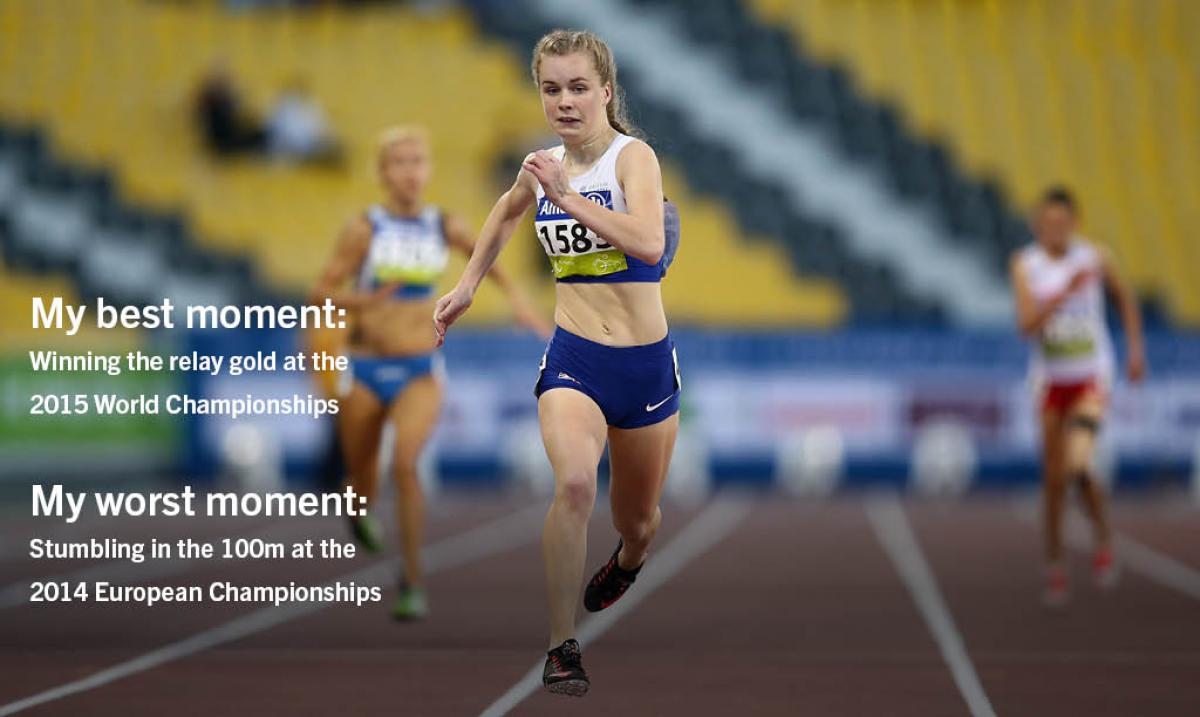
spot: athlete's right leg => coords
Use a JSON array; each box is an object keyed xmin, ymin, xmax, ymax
[
  {"xmin": 538, "ymin": 388, "xmax": 608, "ymax": 649},
  {"xmin": 1064, "ymin": 392, "xmax": 1117, "ymax": 586},
  {"xmin": 338, "ymin": 382, "xmax": 388, "ymax": 550},
  {"xmin": 387, "ymin": 373, "xmax": 443, "ymax": 592},
  {"xmin": 339, "ymin": 382, "xmax": 387, "ymax": 500},
  {"xmin": 1040, "ymin": 408, "xmax": 1070, "ymax": 604}
]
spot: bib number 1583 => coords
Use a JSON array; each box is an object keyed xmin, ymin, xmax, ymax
[{"xmin": 538, "ymin": 222, "xmax": 611, "ymax": 256}]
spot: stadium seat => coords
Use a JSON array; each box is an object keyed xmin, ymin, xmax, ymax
[
  {"xmin": 751, "ymin": 0, "xmax": 1199, "ymax": 324},
  {"xmin": 0, "ymin": 0, "xmax": 847, "ymax": 327}
]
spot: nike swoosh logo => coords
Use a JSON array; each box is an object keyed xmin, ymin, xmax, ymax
[
  {"xmin": 546, "ymin": 671, "xmax": 576, "ymax": 679},
  {"xmin": 645, "ymin": 395, "xmax": 674, "ymax": 412}
]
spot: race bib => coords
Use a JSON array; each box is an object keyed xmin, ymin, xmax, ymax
[
  {"xmin": 534, "ymin": 190, "xmax": 628, "ymax": 279},
  {"xmin": 1040, "ymin": 313, "xmax": 1096, "ymax": 359},
  {"xmin": 366, "ymin": 231, "xmax": 449, "ymax": 285}
]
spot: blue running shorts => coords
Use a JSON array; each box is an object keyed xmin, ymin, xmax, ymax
[
  {"xmin": 350, "ymin": 353, "xmax": 441, "ymax": 405},
  {"xmin": 535, "ymin": 327, "xmax": 681, "ymax": 429}
]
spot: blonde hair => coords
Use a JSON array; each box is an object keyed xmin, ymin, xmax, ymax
[
  {"xmin": 530, "ymin": 30, "xmax": 638, "ymax": 137},
  {"xmin": 376, "ymin": 125, "xmax": 430, "ymax": 156}
]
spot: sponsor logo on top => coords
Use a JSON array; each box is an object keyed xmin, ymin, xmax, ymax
[{"xmin": 537, "ymin": 190, "xmax": 612, "ymax": 220}]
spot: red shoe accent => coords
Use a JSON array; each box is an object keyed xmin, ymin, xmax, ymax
[
  {"xmin": 1092, "ymin": 547, "xmax": 1119, "ymax": 589},
  {"xmin": 1043, "ymin": 564, "xmax": 1069, "ymax": 607}
]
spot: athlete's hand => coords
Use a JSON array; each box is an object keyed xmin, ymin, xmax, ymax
[
  {"xmin": 522, "ymin": 150, "xmax": 573, "ymax": 204},
  {"xmin": 432, "ymin": 285, "xmax": 473, "ymax": 348},
  {"xmin": 1065, "ymin": 268, "xmax": 1097, "ymax": 294},
  {"xmin": 1052, "ymin": 268, "xmax": 1096, "ymax": 306}
]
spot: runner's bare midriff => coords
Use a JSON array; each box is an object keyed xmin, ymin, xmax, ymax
[
  {"xmin": 351, "ymin": 298, "xmax": 438, "ymax": 356},
  {"xmin": 555, "ymin": 282, "xmax": 667, "ymax": 346}
]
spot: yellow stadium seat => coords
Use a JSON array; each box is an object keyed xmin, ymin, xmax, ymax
[
  {"xmin": 1, "ymin": 0, "xmax": 845, "ymax": 326},
  {"xmin": 751, "ymin": 0, "xmax": 1199, "ymax": 324}
]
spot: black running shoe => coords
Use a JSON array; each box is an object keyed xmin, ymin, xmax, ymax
[
  {"xmin": 346, "ymin": 513, "xmax": 383, "ymax": 554},
  {"xmin": 543, "ymin": 638, "xmax": 589, "ymax": 697},
  {"xmin": 583, "ymin": 540, "xmax": 642, "ymax": 613}
]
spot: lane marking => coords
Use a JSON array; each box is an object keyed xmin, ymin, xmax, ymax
[
  {"xmin": 477, "ymin": 498, "xmax": 751, "ymax": 717},
  {"xmin": 0, "ymin": 505, "xmax": 546, "ymax": 717},
  {"xmin": 1112, "ymin": 534, "xmax": 1200, "ymax": 600},
  {"xmin": 866, "ymin": 495, "xmax": 997, "ymax": 717}
]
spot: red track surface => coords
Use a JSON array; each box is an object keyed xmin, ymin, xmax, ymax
[{"xmin": 1, "ymin": 494, "xmax": 1198, "ymax": 716}]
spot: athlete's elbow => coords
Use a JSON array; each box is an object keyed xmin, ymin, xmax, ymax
[
  {"xmin": 635, "ymin": 248, "xmax": 663, "ymax": 265},
  {"xmin": 632, "ymin": 236, "xmax": 665, "ymax": 265}
]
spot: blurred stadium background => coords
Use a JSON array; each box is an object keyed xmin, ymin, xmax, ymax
[{"xmin": 0, "ymin": 0, "xmax": 1197, "ymax": 496}]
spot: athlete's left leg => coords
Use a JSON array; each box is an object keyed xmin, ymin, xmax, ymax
[
  {"xmin": 607, "ymin": 413, "xmax": 679, "ymax": 569},
  {"xmin": 387, "ymin": 373, "xmax": 443, "ymax": 592},
  {"xmin": 1065, "ymin": 392, "xmax": 1113, "ymax": 556}
]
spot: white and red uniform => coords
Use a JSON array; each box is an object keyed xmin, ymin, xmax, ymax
[{"xmin": 1017, "ymin": 237, "xmax": 1114, "ymax": 413}]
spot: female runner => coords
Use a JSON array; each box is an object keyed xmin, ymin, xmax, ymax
[
  {"xmin": 433, "ymin": 31, "xmax": 681, "ymax": 696},
  {"xmin": 1010, "ymin": 186, "xmax": 1146, "ymax": 606},
  {"xmin": 311, "ymin": 126, "xmax": 549, "ymax": 620}
]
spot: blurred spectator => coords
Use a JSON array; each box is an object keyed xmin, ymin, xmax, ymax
[
  {"xmin": 193, "ymin": 60, "xmax": 267, "ymax": 157},
  {"xmin": 265, "ymin": 77, "xmax": 343, "ymax": 167}
]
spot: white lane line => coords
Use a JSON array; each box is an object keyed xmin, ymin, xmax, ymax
[
  {"xmin": 477, "ymin": 498, "xmax": 752, "ymax": 717},
  {"xmin": 1113, "ymin": 535, "xmax": 1200, "ymax": 600},
  {"xmin": 0, "ymin": 520, "xmax": 323, "ymax": 610},
  {"xmin": 866, "ymin": 495, "xmax": 998, "ymax": 717},
  {"xmin": 0, "ymin": 504, "xmax": 546, "ymax": 717},
  {"xmin": 1013, "ymin": 498, "xmax": 1200, "ymax": 601}
]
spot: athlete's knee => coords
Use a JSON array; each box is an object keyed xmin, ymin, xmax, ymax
[
  {"xmin": 1063, "ymin": 458, "xmax": 1091, "ymax": 480},
  {"xmin": 1042, "ymin": 464, "xmax": 1067, "ymax": 487},
  {"xmin": 1042, "ymin": 475, "xmax": 1069, "ymax": 503},
  {"xmin": 391, "ymin": 465, "xmax": 421, "ymax": 495},
  {"xmin": 554, "ymin": 470, "xmax": 596, "ymax": 516},
  {"xmin": 1068, "ymin": 411, "xmax": 1102, "ymax": 434},
  {"xmin": 1063, "ymin": 441, "xmax": 1095, "ymax": 477},
  {"xmin": 390, "ymin": 447, "xmax": 421, "ymax": 478}
]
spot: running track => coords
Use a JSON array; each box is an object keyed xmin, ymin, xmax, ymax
[{"xmin": 1, "ymin": 492, "xmax": 1198, "ymax": 715}]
